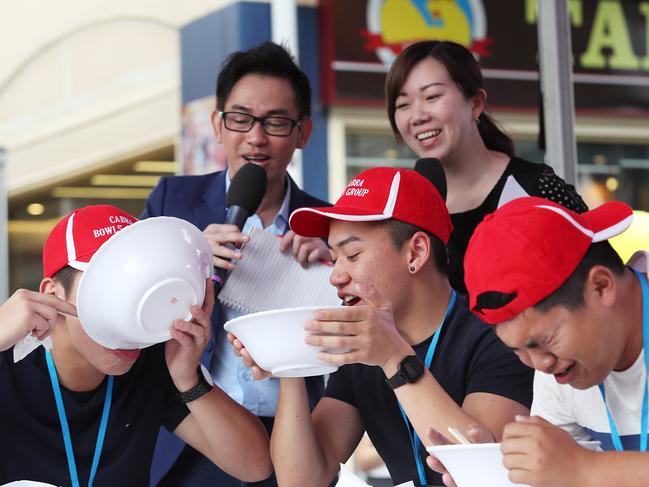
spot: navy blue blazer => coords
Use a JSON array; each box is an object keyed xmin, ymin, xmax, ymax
[{"xmin": 143, "ymin": 169, "xmax": 329, "ymax": 485}]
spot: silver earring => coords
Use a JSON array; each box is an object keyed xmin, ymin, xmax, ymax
[
  {"xmin": 475, "ymin": 117, "xmax": 481, "ymax": 124},
  {"xmin": 409, "ymin": 265, "xmax": 416, "ymax": 273}
]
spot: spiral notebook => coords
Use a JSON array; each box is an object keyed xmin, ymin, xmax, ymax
[{"xmin": 218, "ymin": 229, "xmax": 340, "ymax": 313}]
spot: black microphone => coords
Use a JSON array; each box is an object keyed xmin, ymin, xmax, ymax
[
  {"xmin": 213, "ymin": 163, "xmax": 267, "ymax": 294},
  {"xmin": 414, "ymin": 158, "xmax": 447, "ymax": 201}
]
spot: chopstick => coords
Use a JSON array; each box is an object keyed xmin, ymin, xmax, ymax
[{"xmin": 447, "ymin": 426, "xmax": 471, "ymax": 445}]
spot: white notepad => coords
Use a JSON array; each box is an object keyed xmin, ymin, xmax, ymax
[{"xmin": 218, "ymin": 229, "xmax": 340, "ymax": 313}]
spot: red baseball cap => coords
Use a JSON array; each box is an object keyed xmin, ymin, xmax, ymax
[
  {"xmin": 289, "ymin": 167, "xmax": 452, "ymax": 243},
  {"xmin": 43, "ymin": 205, "xmax": 137, "ymax": 278},
  {"xmin": 464, "ymin": 196, "xmax": 633, "ymax": 324}
]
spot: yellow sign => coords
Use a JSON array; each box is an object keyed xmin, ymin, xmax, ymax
[
  {"xmin": 526, "ymin": 0, "xmax": 649, "ymax": 71},
  {"xmin": 364, "ymin": 0, "xmax": 491, "ymax": 64}
]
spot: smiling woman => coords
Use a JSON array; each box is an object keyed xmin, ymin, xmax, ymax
[{"xmin": 385, "ymin": 40, "xmax": 588, "ymax": 294}]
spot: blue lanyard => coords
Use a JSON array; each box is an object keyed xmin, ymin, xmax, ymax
[
  {"xmin": 598, "ymin": 269, "xmax": 649, "ymax": 452},
  {"xmin": 45, "ymin": 350, "xmax": 114, "ymax": 487},
  {"xmin": 397, "ymin": 290, "xmax": 456, "ymax": 486}
]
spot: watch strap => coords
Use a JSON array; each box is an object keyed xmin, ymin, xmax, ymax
[
  {"xmin": 385, "ymin": 369, "xmax": 409, "ymax": 389},
  {"xmin": 177, "ymin": 364, "xmax": 213, "ymax": 403}
]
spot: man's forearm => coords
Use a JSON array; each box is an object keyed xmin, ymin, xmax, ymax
[
  {"xmin": 583, "ymin": 451, "xmax": 649, "ymax": 487},
  {"xmin": 271, "ymin": 378, "xmax": 334, "ymax": 487},
  {"xmin": 182, "ymin": 386, "xmax": 272, "ymax": 482},
  {"xmin": 386, "ymin": 360, "xmax": 485, "ymax": 444}
]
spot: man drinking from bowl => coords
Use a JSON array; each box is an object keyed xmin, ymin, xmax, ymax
[
  {"xmin": 460, "ymin": 196, "xmax": 649, "ymax": 486},
  {"xmin": 0, "ymin": 204, "xmax": 271, "ymax": 486},
  {"xmin": 230, "ymin": 167, "xmax": 533, "ymax": 486}
]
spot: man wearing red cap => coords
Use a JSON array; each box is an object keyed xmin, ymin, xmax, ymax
[
  {"xmin": 0, "ymin": 205, "xmax": 271, "ymax": 486},
  {"xmin": 231, "ymin": 167, "xmax": 533, "ymax": 486},
  {"xmin": 462, "ymin": 196, "xmax": 649, "ymax": 486}
]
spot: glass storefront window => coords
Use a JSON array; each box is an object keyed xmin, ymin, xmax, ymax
[
  {"xmin": 344, "ymin": 131, "xmax": 649, "ymax": 211},
  {"xmin": 345, "ymin": 132, "xmax": 415, "ymax": 181},
  {"xmin": 7, "ymin": 148, "xmax": 176, "ymax": 293},
  {"xmin": 516, "ymin": 140, "xmax": 649, "ymax": 210}
]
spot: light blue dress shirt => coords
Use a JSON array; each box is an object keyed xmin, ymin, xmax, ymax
[{"xmin": 210, "ymin": 176, "xmax": 291, "ymax": 416}]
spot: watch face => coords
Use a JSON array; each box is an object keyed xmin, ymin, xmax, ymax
[
  {"xmin": 401, "ymin": 356, "xmax": 424, "ymax": 381},
  {"xmin": 403, "ymin": 361, "xmax": 419, "ymax": 377}
]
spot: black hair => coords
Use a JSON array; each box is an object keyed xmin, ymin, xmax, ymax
[
  {"xmin": 51, "ymin": 265, "xmax": 80, "ymax": 298},
  {"xmin": 216, "ymin": 41, "xmax": 312, "ymax": 118},
  {"xmin": 385, "ymin": 40, "xmax": 514, "ymax": 156},
  {"xmin": 534, "ymin": 241, "xmax": 625, "ymax": 312},
  {"xmin": 381, "ymin": 219, "xmax": 449, "ymax": 276}
]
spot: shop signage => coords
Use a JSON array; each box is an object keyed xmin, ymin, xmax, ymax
[{"xmin": 321, "ymin": 0, "xmax": 649, "ymax": 113}]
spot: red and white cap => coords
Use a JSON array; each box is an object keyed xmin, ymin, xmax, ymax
[
  {"xmin": 43, "ymin": 205, "xmax": 137, "ymax": 278},
  {"xmin": 289, "ymin": 167, "xmax": 452, "ymax": 243},
  {"xmin": 464, "ymin": 196, "xmax": 634, "ymax": 324}
]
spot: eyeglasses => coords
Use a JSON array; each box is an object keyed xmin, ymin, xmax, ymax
[{"xmin": 219, "ymin": 111, "xmax": 303, "ymax": 137}]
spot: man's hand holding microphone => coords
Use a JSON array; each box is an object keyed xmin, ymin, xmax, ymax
[{"xmin": 206, "ymin": 163, "xmax": 331, "ymax": 298}]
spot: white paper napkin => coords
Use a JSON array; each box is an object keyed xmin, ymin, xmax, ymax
[
  {"xmin": 335, "ymin": 464, "xmax": 371, "ymax": 487},
  {"xmin": 13, "ymin": 334, "xmax": 53, "ymax": 363}
]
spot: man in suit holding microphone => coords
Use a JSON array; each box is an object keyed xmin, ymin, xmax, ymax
[{"xmin": 143, "ymin": 42, "xmax": 330, "ymax": 487}]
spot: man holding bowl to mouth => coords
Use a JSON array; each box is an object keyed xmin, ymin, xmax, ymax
[
  {"xmin": 231, "ymin": 166, "xmax": 533, "ymax": 486},
  {"xmin": 0, "ymin": 205, "xmax": 271, "ymax": 486},
  {"xmin": 457, "ymin": 196, "xmax": 649, "ymax": 487}
]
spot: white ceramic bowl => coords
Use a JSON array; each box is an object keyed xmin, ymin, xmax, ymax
[
  {"xmin": 77, "ymin": 216, "xmax": 213, "ymax": 349},
  {"xmin": 224, "ymin": 306, "xmax": 347, "ymax": 377},
  {"xmin": 3, "ymin": 482, "xmax": 59, "ymax": 486},
  {"xmin": 426, "ymin": 441, "xmax": 600, "ymax": 487}
]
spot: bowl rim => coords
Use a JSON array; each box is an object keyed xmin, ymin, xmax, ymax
[
  {"xmin": 78, "ymin": 215, "xmax": 205, "ymax": 296},
  {"xmin": 426, "ymin": 443, "xmax": 501, "ymax": 453},
  {"xmin": 84, "ymin": 216, "xmax": 199, "ymax": 266},
  {"xmin": 223, "ymin": 304, "xmax": 341, "ymax": 329},
  {"xmin": 426, "ymin": 439, "xmax": 601, "ymax": 453}
]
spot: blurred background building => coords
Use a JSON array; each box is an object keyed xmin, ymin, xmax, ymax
[{"xmin": 2, "ymin": 0, "xmax": 649, "ymax": 294}]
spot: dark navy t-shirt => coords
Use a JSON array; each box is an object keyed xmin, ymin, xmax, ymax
[
  {"xmin": 324, "ymin": 295, "xmax": 533, "ymax": 486},
  {"xmin": 0, "ymin": 344, "xmax": 189, "ymax": 486}
]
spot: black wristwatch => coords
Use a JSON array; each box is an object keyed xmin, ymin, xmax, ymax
[
  {"xmin": 177, "ymin": 364, "xmax": 214, "ymax": 403},
  {"xmin": 385, "ymin": 355, "xmax": 425, "ymax": 390}
]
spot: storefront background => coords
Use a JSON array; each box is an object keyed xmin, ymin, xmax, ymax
[
  {"xmin": 4, "ymin": 0, "xmax": 649, "ymax": 292},
  {"xmin": 322, "ymin": 0, "xmax": 649, "ymax": 209}
]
